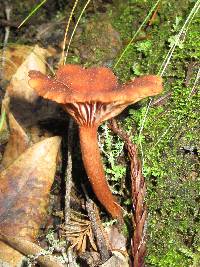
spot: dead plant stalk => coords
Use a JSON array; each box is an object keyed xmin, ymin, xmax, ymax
[{"xmin": 109, "ymin": 119, "xmax": 147, "ymax": 267}]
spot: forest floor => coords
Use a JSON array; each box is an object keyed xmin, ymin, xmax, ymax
[{"xmin": 0, "ymin": 0, "xmax": 199, "ymax": 266}]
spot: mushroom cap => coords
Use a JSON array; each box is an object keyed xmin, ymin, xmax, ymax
[{"xmin": 29, "ymin": 64, "xmax": 163, "ymax": 105}]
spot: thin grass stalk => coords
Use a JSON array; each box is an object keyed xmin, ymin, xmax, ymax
[
  {"xmin": 64, "ymin": 0, "xmax": 92, "ymax": 60},
  {"xmin": 138, "ymin": 0, "xmax": 200, "ymax": 153},
  {"xmin": 114, "ymin": 0, "xmax": 161, "ymax": 69},
  {"xmin": 158, "ymin": 0, "xmax": 200, "ymax": 76},
  {"xmin": 18, "ymin": 0, "xmax": 47, "ymax": 28},
  {"xmin": 61, "ymin": 0, "xmax": 79, "ymax": 65}
]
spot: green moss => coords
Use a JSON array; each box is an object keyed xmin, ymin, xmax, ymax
[
  {"xmin": 100, "ymin": 1, "xmax": 199, "ymax": 266},
  {"xmin": 66, "ymin": 15, "xmax": 122, "ymax": 66}
]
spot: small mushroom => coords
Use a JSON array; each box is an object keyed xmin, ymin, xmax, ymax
[{"xmin": 29, "ymin": 64, "xmax": 163, "ymax": 220}]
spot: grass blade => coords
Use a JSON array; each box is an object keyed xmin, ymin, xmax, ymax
[
  {"xmin": 18, "ymin": 0, "xmax": 47, "ymax": 28},
  {"xmin": 114, "ymin": 0, "xmax": 161, "ymax": 69}
]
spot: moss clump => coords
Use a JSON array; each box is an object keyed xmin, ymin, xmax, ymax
[
  {"xmin": 66, "ymin": 15, "xmax": 122, "ymax": 66},
  {"xmin": 100, "ymin": 0, "xmax": 199, "ymax": 266}
]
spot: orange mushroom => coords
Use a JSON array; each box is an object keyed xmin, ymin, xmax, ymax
[{"xmin": 29, "ymin": 64, "xmax": 163, "ymax": 220}]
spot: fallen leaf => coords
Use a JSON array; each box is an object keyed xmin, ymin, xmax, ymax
[
  {"xmin": 4, "ymin": 45, "xmax": 62, "ymax": 130},
  {"xmin": 0, "ymin": 97, "xmax": 10, "ymax": 144},
  {"xmin": 1, "ymin": 113, "xmax": 30, "ymax": 169},
  {"xmin": 1, "ymin": 45, "xmax": 55, "ymax": 82},
  {"xmin": 1, "ymin": 45, "xmax": 35, "ymax": 82},
  {"xmin": 0, "ymin": 136, "xmax": 61, "ymax": 266},
  {"xmin": 6, "ymin": 45, "xmax": 49, "ymax": 102},
  {"xmin": 63, "ymin": 212, "xmax": 97, "ymax": 253}
]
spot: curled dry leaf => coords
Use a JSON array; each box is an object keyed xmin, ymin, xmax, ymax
[
  {"xmin": 0, "ymin": 136, "xmax": 61, "ymax": 266},
  {"xmin": 5, "ymin": 45, "xmax": 61, "ymax": 129},
  {"xmin": 6, "ymin": 45, "xmax": 48, "ymax": 103},
  {"xmin": 1, "ymin": 113, "xmax": 30, "ymax": 169}
]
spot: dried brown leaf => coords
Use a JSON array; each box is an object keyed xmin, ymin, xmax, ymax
[
  {"xmin": 1, "ymin": 45, "xmax": 34, "ymax": 82},
  {"xmin": 64, "ymin": 212, "xmax": 98, "ymax": 253},
  {"xmin": 87, "ymin": 227, "xmax": 97, "ymax": 251},
  {"xmin": 7, "ymin": 45, "xmax": 48, "ymax": 102},
  {"xmin": 76, "ymin": 234, "xmax": 84, "ymax": 252},
  {"xmin": 81, "ymin": 234, "xmax": 87, "ymax": 253},
  {"xmin": 0, "ymin": 136, "xmax": 61, "ymax": 266},
  {"xmin": 1, "ymin": 113, "xmax": 30, "ymax": 168},
  {"xmin": 1, "ymin": 45, "xmax": 56, "ymax": 82}
]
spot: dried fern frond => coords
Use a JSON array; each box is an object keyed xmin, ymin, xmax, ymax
[{"xmin": 61, "ymin": 211, "xmax": 97, "ymax": 253}]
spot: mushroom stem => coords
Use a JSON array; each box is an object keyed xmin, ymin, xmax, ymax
[{"xmin": 79, "ymin": 126, "xmax": 123, "ymax": 219}]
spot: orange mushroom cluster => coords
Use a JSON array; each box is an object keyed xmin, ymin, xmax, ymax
[{"xmin": 29, "ymin": 64, "xmax": 163, "ymax": 220}]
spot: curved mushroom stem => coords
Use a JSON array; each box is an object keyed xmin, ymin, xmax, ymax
[{"xmin": 79, "ymin": 126, "xmax": 123, "ymax": 220}]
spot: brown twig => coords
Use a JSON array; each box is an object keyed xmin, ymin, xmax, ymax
[
  {"xmin": 64, "ymin": 118, "xmax": 74, "ymax": 225},
  {"xmin": 1, "ymin": 4, "xmax": 11, "ymax": 81},
  {"xmin": 0, "ymin": 232, "xmax": 65, "ymax": 267},
  {"xmin": 128, "ymin": 143, "xmax": 147, "ymax": 267},
  {"xmin": 83, "ymin": 185, "xmax": 112, "ymax": 263},
  {"xmin": 109, "ymin": 119, "xmax": 147, "ymax": 267},
  {"xmin": 0, "ymin": 19, "xmax": 18, "ymax": 28},
  {"xmin": 151, "ymin": 91, "xmax": 172, "ymax": 107},
  {"xmin": 148, "ymin": 4, "xmax": 160, "ymax": 26}
]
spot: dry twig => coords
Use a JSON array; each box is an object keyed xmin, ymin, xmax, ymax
[
  {"xmin": 64, "ymin": 118, "xmax": 74, "ymax": 225},
  {"xmin": 1, "ymin": 4, "xmax": 11, "ymax": 81},
  {"xmin": 0, "ymin": 19, "xmax": 18, "ymax": 28},
  {"xmin": 85, "ymin": 198, "xmax": 111, "ymax": 263},
  {"xmin": 109, "ymin": 119, "xmax": 147, "ymax": 267},
  {"xmin": 0, "ymin": 232, "xmax": 65, "ymax": 267}
]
